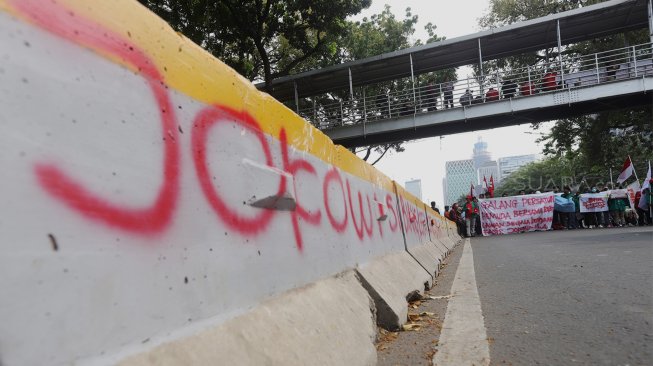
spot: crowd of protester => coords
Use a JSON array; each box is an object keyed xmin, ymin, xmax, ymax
[
  {"xmin": 442, "ymin": 180, "xmax": 653, "ymax": 238},
  {"xmin": 551, "ymin": 183, "xmax": 653, "ymax": 231}
]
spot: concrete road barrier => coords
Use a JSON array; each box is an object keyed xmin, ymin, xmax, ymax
[{"xmin": 0, "ymin": 0, "xmax": 460, "ymax": 364}]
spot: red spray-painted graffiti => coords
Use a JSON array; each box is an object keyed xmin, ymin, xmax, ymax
[
  {"xmin": 347, "ymin": 180, "xmax": 375, "ymax": 240},
  {"xmin": 15, "ymin": 0, "xmax": 180, "ymax": 236},
  {"xmin": 398, "ymin": 196, "xmax": 428, "ymax": 241},
  {"xmin": 192, "ymin": 105, "xmax": 281, "ymax": 236},
  {"xmin": 323, "ymin": 168, "xmax": 348, "ymax": 234},
  {"xmin": 191, "ymin": 104, "xmax": 401, "ymax": 251},
  {"xmin": 15, "ymin": 0, "xmax": 437, "ymax": 252},
  {"xmin": 279, "ymin": 128, "xmax": 322, "ymax": 250}
]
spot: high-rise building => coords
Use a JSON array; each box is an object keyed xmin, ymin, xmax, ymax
[
  {"xmin": 473, "ymin": 137, "xmax": 492, "ymax": 169},
  {"xmin": 405, "ymin": 179, "xmax": 422, "ymax": 200},
  {"xmin": 444, "ymin": 159, "xmax": 475, "ymax": 205},
  {"xmin": 471, "ymin": 137, "xmax": 499, "ymax": 195},
  {"xmin": 498, "ymin": 154, "xmax": 538, "ymax": 180},
  {"xmin": 444, "ymin": 139, "xmax": 539, "ymax": 204}
]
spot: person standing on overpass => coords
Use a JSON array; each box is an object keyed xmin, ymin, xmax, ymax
[
  {"xmin": 542, "ymin": 69, "xmax": 558, "ymax": 91},
  {"xmin": 443, "ymin": 79, "xmax": 454, "ymax": 108},
  {"xmin": 485, "ymin": 87, "xmax": 499, "ymax": 101},
  {"xmin": 502, "ymin": 79, "xmax": 517, "ymax": 98},
  {"xmin": 460, "ymin": 89, "xmax": 473, "ymax": 106},
  {"xmin": 520, "ymin": 80, "xmax": 535, "ymax": 96}
]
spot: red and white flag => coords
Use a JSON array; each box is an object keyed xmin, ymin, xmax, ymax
[
  {"xmin": 616, "ymin": 156, "xmax": 634, "ymax": 184},
  {"xmin": 482, "ymin": 176, "xmax": 489, "ymax": 193},
  {"xmin": 470, "ymin": 183, "xmax": 476, "ymax": 198},
  {"xmin": 626, "ymin": 180, "xmax": 640, "ymax": 210}
]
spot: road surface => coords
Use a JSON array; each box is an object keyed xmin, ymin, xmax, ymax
[{"xmin": 473, "ymin": 226, "xmax": 653, "ymax": 365}]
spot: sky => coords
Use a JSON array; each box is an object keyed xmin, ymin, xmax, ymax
[{"xmin": 351, "ymin": 0, "xmax": 555, "ymax": 208}]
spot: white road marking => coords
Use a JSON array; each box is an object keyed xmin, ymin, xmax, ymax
[{"xmin": 433, "ymin": 239, "xmax": 490, "ymax": 366}]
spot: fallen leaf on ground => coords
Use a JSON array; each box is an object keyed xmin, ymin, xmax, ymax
[
  {"xmin": 375, "ymin": 328, "xmax": 399, "ymax": 351},
  {"xmin": 420, "ymin": 311, "xmax": 436, "ymax": 317},
  {"xmin": 425, "ymin": 349, "xmax": 437, "ymax": 361},
  {"xmin": 402, "ymin": 323, "xmax": 422, "ymax": 331}
]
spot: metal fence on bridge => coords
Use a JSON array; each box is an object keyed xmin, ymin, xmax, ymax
[{"xmin": 297, "ymin": 42, "xmax": 653, "ymax": 130}]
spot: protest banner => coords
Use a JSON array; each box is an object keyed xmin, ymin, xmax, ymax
[
  {"xmin": 479, "ymin": 193, "xmax": 555, "ymax": 236},
  {"xmin": 579, "ymin": 193, "xmax": 609, "ymax": 213}
]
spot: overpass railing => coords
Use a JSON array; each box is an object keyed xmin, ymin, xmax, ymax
[{"xmin": 298, "ymin": 42, "xmax": 653, "ymax": 130}]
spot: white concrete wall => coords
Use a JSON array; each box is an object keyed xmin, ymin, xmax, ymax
[{"xmin": 0, "ymin": 1, "xmax": 459, "ymax": 365}]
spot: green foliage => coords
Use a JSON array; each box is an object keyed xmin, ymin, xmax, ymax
[
  {"xmin": 343, "ymin": 6, "xmax": 419, "ymax": 164},
  {"xmin": 138, "ymin": 0, "xmax": 371, "ymax": 85},
  {"xmin": 341, "ymin": 5, "xmax": 417, "ymax": 61},
  {"xmin": 480, "ymin": 0, "xmax": 602, "ymax": 28},
  {"xmin": 538, "ymin": 110, "xmax": 653, "ymax": 182},
  {"xmin": 495, "ymin": 156, "xmax": 584, "ymax": 196}
]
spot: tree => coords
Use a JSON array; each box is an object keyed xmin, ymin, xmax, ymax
[
  {"xmin": 495, "ymin": 156, "xmax": 585, "ymax": 196},
  {"xmin": 538, "ymin": 110, "xmax": 653, "ymax": 184},
  {"xmin": 480, "ymin": 0, "xmax": 602, "ymax": 28},
  {"xmin": 138, "ymin": 0, "xmax": 371, "ymax": 85},
  {"xmin": 339, "ymin": 6, "xmax": 416, "ymax": 164},
  {"xmin": 341, "ymin": 5, "xmax": 417, "ymax": 61}
]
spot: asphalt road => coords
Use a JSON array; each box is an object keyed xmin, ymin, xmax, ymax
[{"xmin": 472, "ymin": 226, "xmax": 653, "ymax": 365}]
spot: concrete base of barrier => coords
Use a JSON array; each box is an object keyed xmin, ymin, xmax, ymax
[
  {"xmin": 117, "ymin": 271, "xmax": 377, "ymax": 366},
  {"xmin": 406, "ymin": 243, "xmax": 443, "ymax": 281},
  {"xmin": 431, "ymin": 238, "xmax": 451, "ymax": 256},
  {"xmin": 442, "ymin": 234, "xmax": 463, "ymax": 252},
  {"xmin": 355, "ymin": 251, "xmax": 433, "ymax": 331}
]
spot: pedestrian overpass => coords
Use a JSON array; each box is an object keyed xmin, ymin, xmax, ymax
[{"xmin": 258, "ymin": 0, "xmax": 653, "ymax": 148}]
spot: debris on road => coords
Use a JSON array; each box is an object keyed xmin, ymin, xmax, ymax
[
  {"xmin": 402, "ymin": 323, "xmax": 422, "ymax": 331},
  {"xmin": 376, "ymin": 328, "xmax": 399, "ymax": 351}
]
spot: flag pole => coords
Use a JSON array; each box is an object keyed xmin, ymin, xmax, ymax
[
  {"xmin": 609, "ymin": 168, "xmax": 614, "ymax": 187},
  {"xmin": 629, "ymin": 155, "xmax": 640, "ymax": 183}
]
